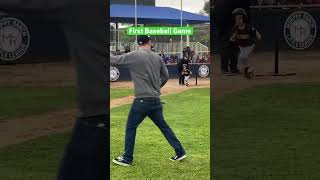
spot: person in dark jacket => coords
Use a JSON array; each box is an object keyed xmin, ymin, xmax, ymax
[
  {"xmin": 124, "ymin": 45, "xmax": 131, "ymax": 53},
  {"xmin": 177, "ymin": 57, "xmax": 189, "ymax": 85}
]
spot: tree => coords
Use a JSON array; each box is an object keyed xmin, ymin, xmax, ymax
[{"xmin": 203, "ymin": 0, "xmax": 210, "ymax": 15}]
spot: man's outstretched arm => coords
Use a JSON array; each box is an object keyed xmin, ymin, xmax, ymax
[{"xmin": 110, "ymin": 53, "xmax": 132, "ymax": 67}]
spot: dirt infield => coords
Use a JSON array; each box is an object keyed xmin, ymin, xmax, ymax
[
  {"xmin": 0, "ymin": 50, "xmax": 320, "ymax": 147},
  {"xmin": 110, "ymin": 78, "xmax": 210, "ymax": 108}
]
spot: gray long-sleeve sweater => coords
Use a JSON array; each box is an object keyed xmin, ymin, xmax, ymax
[{"xmin": 111, "ymin": 49, "xmax": 169, "ymax": 99}]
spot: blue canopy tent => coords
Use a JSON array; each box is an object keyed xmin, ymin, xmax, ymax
[
  {"xmin": 110, "ymin": 4, "xmax": 210, "ymax": 25},
  {"xmin": 110, "ymin": 4, "xmax": 210, "ymax": 53}
]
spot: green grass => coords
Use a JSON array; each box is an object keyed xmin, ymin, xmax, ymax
[
  {"xmin": 110, "ymin": 88, "xmax": 210, "ymax": 180},
  {"xmin": 0, "ymin": 86, "xmax": 76, "ymax": 121},
  {"xmin": 0, "ymin": 133, "xmax": 69, "ymax": 180},
  {"xmin": 213, "ymin": 83, "xmax": 320, "ymax": 180},
  {"xmin": 0, "ymin": 88, "xmax": 209, "ymax": 180},
  {"xmin": 110, "ymin": 88, "xmax": 133, "ymax": 99},
  {"xmin": 0, "ymin": 87, "xmax": 132, "ymax": 121}
]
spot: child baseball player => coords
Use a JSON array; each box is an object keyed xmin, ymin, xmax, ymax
[
  {"xmin": 230, "ymin": 8, "xmax": 261, "ymax": 78},
  {"xmin": 181, "ymin": 65, "xmax": 192, "ymax": 86}
]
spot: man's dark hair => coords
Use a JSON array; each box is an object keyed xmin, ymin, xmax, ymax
[{"xmin": 137, "ymin": 35, "xmax": 150, "ymax": 45}]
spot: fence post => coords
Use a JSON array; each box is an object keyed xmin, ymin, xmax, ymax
[{"xmin": 196, "ymin": 64, "xmax": 198, "ymax": 86}]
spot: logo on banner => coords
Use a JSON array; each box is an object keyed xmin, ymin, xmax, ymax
[
  {"xmin": 198, "ymin": 65, "xmax": 209, "ymax": 78},
  {"xmin": 284, "ymin": 11, "xmax": 317, "ymax": 50},
  {"xmin": 0, "ymin": 18, "xmax": 30, "ymax": 61},
  {"xmin": 110, "ymin": 67, "xmax": 120, "ymax": 81}
]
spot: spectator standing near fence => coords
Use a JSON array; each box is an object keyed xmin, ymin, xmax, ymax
[
  {"xmin": 158, "ymin": 50, "xmax": 166, "ymax": 59},
  {"xmin": 183, "ymin": 46, "xmax": 193, "ymax": 61},
  {"xmin": 125, "ymin": 46, "xmax": 131, "ymax": 53}
]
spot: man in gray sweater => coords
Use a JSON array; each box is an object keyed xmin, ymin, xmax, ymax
[
  {"xmin": 0, "ymin": 1, "xmax": 107, "ymax": 179},
  {"xmin": 111, "ymin": 36, "xmax": 186, "ymax": 166}
]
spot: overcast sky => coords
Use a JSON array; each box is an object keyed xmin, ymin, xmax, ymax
[{"xmin": 156, "ymin": 0, "xmax": 208, "ymax": 14}]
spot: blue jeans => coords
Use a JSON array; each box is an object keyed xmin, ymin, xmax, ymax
[{"xmin": 123, "ymin": 97, "xmax": 185, "ymax": 162}]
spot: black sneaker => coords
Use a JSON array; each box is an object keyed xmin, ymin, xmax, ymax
[
  {"xmin": 112, "ymin": 156, "xmax": 132, "ymax": 167},
  {"xmin": 170, "ymin": 154, "xmax": 187, "ymax": 162}
]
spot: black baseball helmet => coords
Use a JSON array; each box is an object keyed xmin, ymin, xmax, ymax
[{"xmin": 232, "ymin": 8, "xmax": 247, "ymax": 17}]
